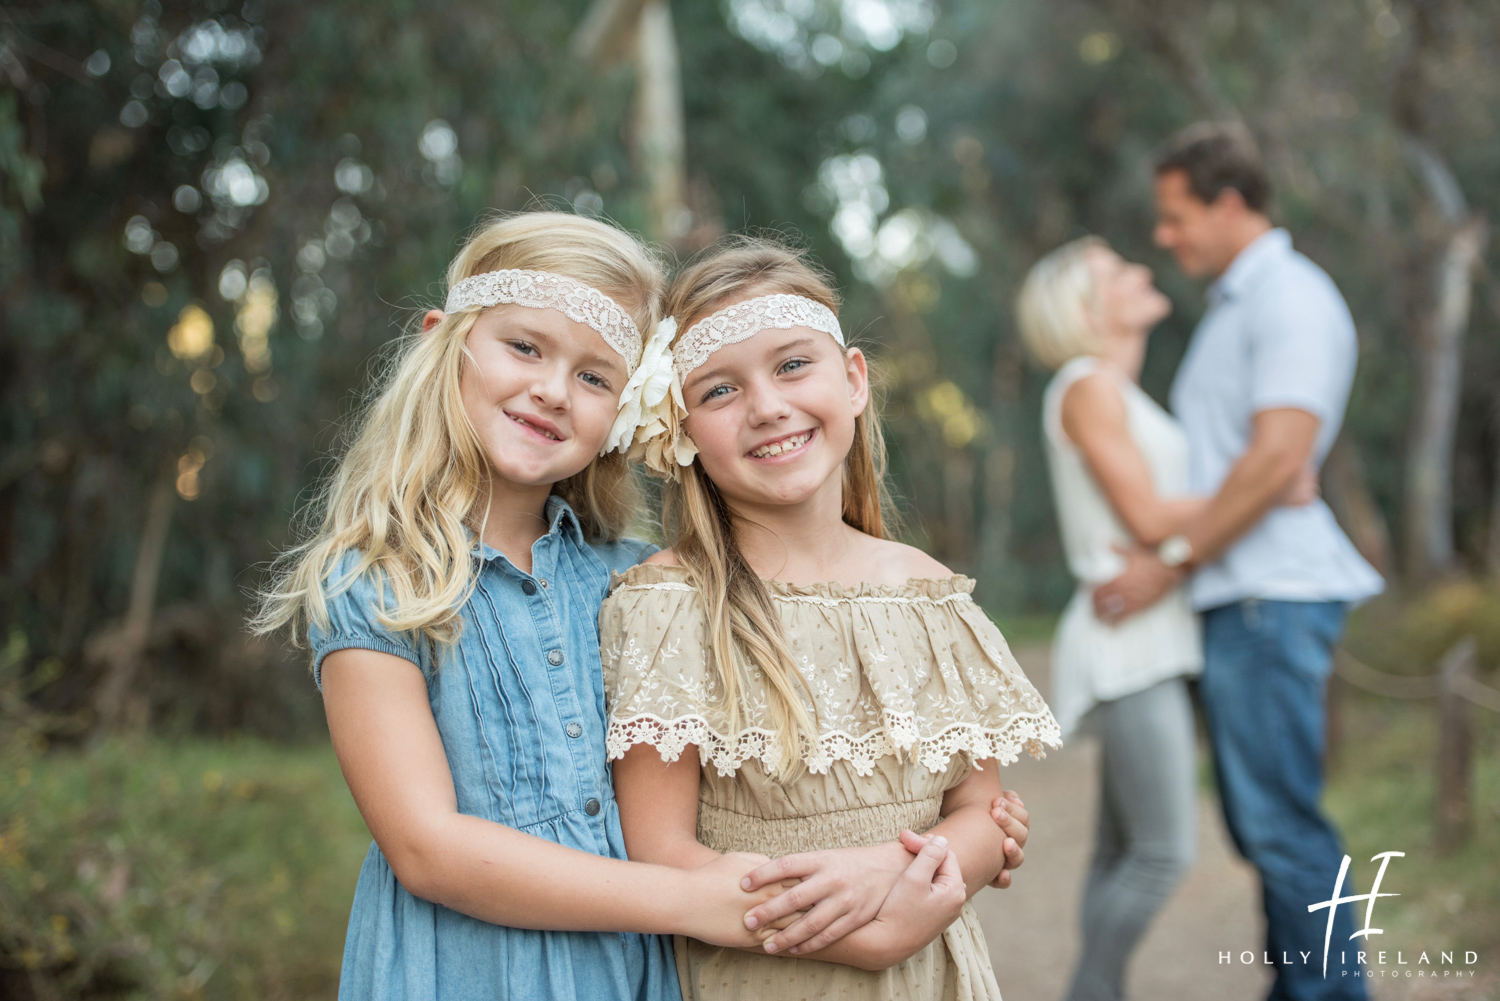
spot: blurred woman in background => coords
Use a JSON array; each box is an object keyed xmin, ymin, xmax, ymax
[{"xmin": 1017, "ymin": 237, "xmax": 1203, "ymax": 1001}]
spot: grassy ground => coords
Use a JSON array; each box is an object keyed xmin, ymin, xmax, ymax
[
  {"xmin": 3, "ymin": 609, "xmax": 1495, "ymax": 998},
  {"xmin": 1324, "ymin": 687, "xmax": 1500, "ymax": 972},
  {"xmin": 1327, "ymin": 588, "xmax": 1500, "ymax": 983},
  {"xmin": 1, "ymin": 736, "xmax": 368, "ymax": 999}
]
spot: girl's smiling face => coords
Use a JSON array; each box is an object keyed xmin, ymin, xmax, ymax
[
  {"xmin": 680, "ymin": 310, "xmax": 868, "ymax": 512},
  {"xmin": 453, "ymin": 304, "xmax": 627, "ymax": 488}
]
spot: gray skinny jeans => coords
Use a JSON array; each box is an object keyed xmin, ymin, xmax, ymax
[{"xmin": 1065, "ymin": 675, "xmax": 1198, "ymax": 1001}]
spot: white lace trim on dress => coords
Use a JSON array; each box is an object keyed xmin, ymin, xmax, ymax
[{"xmin": 606, "ymin": 709, "xmax": 1062, "ymax": 777}]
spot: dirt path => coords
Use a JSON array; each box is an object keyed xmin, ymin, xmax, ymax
[
  {"xmin": 970, "ymin": 644, "xmax": 1272, "ymax": 1001},
  {"xmin": 968, "ymin": 646, "xmax": 1497, "ymax": 1001}
]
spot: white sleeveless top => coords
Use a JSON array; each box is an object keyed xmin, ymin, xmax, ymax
[{"xmin": 1042, "ymin": 356, "xmax": 1202, "ymax": 737}]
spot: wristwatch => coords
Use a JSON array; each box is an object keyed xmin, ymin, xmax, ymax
[{"xmin": 1157, "ymin": 534, "xmax": 1194, "ymax": 570}]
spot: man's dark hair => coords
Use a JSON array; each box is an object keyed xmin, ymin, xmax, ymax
[{"xmin": 1154, "ymin": 121, "xmax": 1271, "ymax": 213}]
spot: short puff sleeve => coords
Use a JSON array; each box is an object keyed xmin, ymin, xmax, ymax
[
  {"xmin": 307, "ymin": 550, "xmax": 430, "ymax": 690},
  {"xmin": 599, "ymin": 569, "xmax": 738, "ymax": 770}
]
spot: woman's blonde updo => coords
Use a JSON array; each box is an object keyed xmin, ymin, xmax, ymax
[{"xmin": 1016, "ymin": 235, "xmax": 1107, "ymax": 371}]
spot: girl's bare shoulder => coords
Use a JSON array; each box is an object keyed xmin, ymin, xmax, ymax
[
  {"xmin": 857, "ymin": 535, "xmax": 954, "ymax": 583},
  {"xmin": 644, "ymin": 547, "xmax": 682, "ymax": 567}
]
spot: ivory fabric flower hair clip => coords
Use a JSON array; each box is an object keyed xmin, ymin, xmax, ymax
[
  {"xmin": 611, "ymin": 293, "xmax": 848, "ymax": 477},
  {"xmin": 603, "ymin": 318, "xmax": 698, "ymax": 474}
]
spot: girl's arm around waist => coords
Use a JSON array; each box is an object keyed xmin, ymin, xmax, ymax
[
  {"xmin": 321, "ymin": 647, "xmax": 778, "ymax": 948},
  {"xmin": 613, "ymin": 741, "xmax": 965, "ymax": 971},
  {"xmin": 740, "ymin": 758, "xmax": 1014, "ymax": 960}
]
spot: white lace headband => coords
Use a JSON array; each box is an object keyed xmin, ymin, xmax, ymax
[
  {"xmin": 603, "ymin": 293, "xmax": 845, "ymax": 476},
  {"xmin": 673, "ymin": 293, "xmax": 844, "ymax": 382},
  {"xmin": 444, "ymin": 269, "xmax": 644, "ymax": 372}
]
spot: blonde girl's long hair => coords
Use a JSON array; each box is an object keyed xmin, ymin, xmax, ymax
[
  {"xmin": 661, "ymin": 236, "xmax": 896, "ymax": 778},
  {"xmin": 253, "ymin": 211, "xmax": 665, "ymax": 650}
]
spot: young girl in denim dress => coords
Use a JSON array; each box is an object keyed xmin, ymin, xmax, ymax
[{"xmin": 253, "ymin": 213, "xmax": 840, "ymax": 1000}]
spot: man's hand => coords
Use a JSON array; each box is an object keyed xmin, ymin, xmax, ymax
[{"xmin": 1092, "ymin": 543, "xmax": 1185, "ymax": 624}]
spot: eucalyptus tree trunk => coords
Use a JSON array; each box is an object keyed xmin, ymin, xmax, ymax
[
  {"xmin": 1391, "ymin": 1, "xmax": 1490, "ymax": 580},
  {"xmin": 571, "ymin": 0, "xmax": 688, "ymax": 244},
  {"xmin": 1487, "ymin": 398, "xmax": 1500, "ymax": 578},
  {"xmin": 633, "ymin": 0, "xmax": 688, "ymax": 242},
  {"xmin": 1400, "ymin": 140, "xmax": 1488, "ymax": 580},
  {"xmin": 570, "ymin": 0, "xmax": 649, "ymax": 67}
]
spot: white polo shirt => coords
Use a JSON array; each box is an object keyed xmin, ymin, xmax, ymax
[{"xmin": 1170, "ymin": 228, "xmax": 1383, "ymax": 610}]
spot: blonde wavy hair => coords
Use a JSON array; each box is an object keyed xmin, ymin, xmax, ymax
[
  {"xmin": 661, "ymin": 236, "xmax": 896, "ymax": 778},
  {"xmin": 1016, "ymin": 235, "xmax": 1106, "ymax": 370},
  {"xmin": 253, "ymin": 211, "xmax": 665, "ymax": 650}
]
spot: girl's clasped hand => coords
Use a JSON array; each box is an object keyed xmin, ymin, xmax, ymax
[{"xmin": 740, "ymin": 789, "xmax": 1031, "ymax": 958}]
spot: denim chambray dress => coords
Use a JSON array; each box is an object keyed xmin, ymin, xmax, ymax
[{"xmin": 309, "ymin": 496, "xmax": 679, "ymax": 1001}]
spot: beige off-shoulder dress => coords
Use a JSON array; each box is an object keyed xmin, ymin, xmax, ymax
[{"xmin": 600, "ymin": 563, "xmax": 1062, "ymax": 1001}]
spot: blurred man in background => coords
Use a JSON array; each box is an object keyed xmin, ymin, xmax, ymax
[{"xmin": 1093, "ymin": 122, "xmax": 1383, "ymax": 1001}]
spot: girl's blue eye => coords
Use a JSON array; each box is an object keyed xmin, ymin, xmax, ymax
[
  {"xmin": 580, "ymin": 371, "xmax": 610, "ymax": 390},
  {"xmin": 702, "ymin": 385, "xmax": 732, "ymax": 402},
  {"xmin": 509, "ymin": 340, "xmax": 539, "ymax": 357},
  {"xmin": 779, "ymin": 358, "xmax": 809, "ymax": 374}
]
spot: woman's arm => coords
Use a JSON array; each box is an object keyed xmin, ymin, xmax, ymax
[
  {"xmin": 1060, "ymin": 371, "xmax": 1205, "ymax": 546},
  {"xmin": 321, "ymin": 647, "xmax": 779, "ymax": 946}
]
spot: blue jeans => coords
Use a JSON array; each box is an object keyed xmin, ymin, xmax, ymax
[{"xmin": 1200, "ymin": 600, "xmax": 1367, "ymax": 1001}]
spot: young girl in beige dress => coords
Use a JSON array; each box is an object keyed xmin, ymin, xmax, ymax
[{"xmin": 601, "ymin": 238, "xmax": 1061, "ymax": 1000}]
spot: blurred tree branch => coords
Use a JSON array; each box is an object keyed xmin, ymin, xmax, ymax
[
  {"xmin": 1088, "ymin": 0, "xmax": 1236, "ymax": 119},
  {"xmin": 1393, "ymin": 0, "xmax": 1489, "ymax": 581},
  {"xmin": 570, "ymin": 0, "xmax": 650, "ymax": 68},
  {"xmin": 88, "ymin": 473, "xmax": 174, "ymax": 737}
]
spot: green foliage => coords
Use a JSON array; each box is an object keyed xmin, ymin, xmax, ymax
[
  {"xmin": 0, "ymin": 90, "xmax": 44, "ymax": 271},
  {"xmin": 1325, "ymin": 690, "xmax": 1500, "ymax": 961},
  {"xmin": 2, "ymin": 0, "xmax": 659, "ymax": 734},
  {"xmin": 1346, "ymin": 581, "xmax": 1500, "ymax": 679},
  {"xmin": 0, "ymin": 661, "xmax": 367, "ymax": 997},
  {"xmin": 4, "ymin": 0, "xmax": 1500, "ymax": 732}
]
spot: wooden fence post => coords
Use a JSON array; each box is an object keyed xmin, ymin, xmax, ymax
[
  {"xmin": 1325, "ymin": 670, "xmax": 1344, "ymax": 772},
  {"xmin": 1435, "ymin": 636, "xmax": 1476, "ymax": 853}
]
